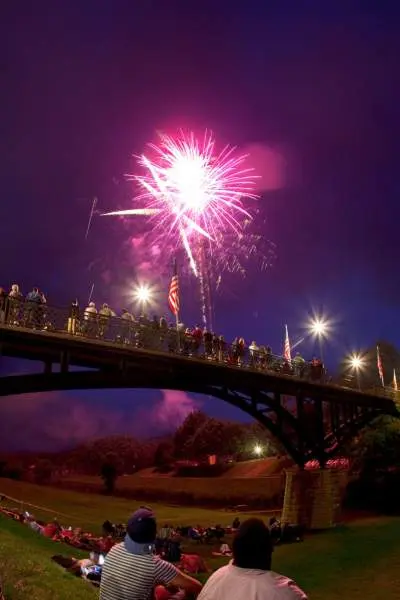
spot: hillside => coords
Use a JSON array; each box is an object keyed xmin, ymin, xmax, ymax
[
  {"xmin": 221, "ymin": 457, "xmax": 294, "ymax": 478},
  {"xmin": 135, "ymin": 457, "xmax": 292, "ymax": 479}
]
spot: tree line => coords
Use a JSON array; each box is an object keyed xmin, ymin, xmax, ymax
[{"xmin": 0, "ymin": 411, "xmax": 278, "ymax": 487}]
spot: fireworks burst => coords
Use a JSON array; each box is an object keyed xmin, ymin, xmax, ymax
[
  {"xmin": 103, "ymin": 130, "xmax": 259, "ymax": 276},
  {"xmin": 103, "ymin": 130, "xmax": 276, "ymax": 327},
  {"xmin": 213, "ymin": 214, "xmax": 276, "ymax": 281}
]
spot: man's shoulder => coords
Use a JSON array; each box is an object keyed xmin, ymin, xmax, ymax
[
  {"xmin": 105, "ymin": 542, "xmax": 125, "ymax": 559},
  {"xmin": 269, "ymin": 571, "xmax": 307, "ymax": 599},
  {"xmin": 152, "ymin": 555, "xmax": 177, "ymax": 571},
  {"xmin": 206, "ymin": 564, "xmax": 231, "ymax": 583}
]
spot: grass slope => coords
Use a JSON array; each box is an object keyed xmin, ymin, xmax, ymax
[
  {"xmin": 2, "ymin": 510, "xmax": 400, "ymax": 600},
  {"xmin": 0, "ymin": 479, "xmax": 275, "ymax": 533},
  {"xmin": 135, "ymin": 457, "xmax": 291, "ymax": 479},
  {"xmin": 0, "ymin": 515, "xmax": 97, "ymax": 600},
  {"xmin": 59, "ymin": 472, "xmax": 283, "ymax": 505}
]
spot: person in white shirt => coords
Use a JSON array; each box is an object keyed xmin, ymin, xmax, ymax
[{"xmin": 198, "ymin": 518, "xmax": 307, "ymax": 600}]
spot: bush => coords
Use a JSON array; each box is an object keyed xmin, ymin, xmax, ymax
[
  {"xmin": 344, "ymin": 471, "xmax": 400, "ymax": 514},
  {"xmin": 0, "ymin": 463, "xmax": 24, "ymax": 481},
  {"xmin": 175, "ymin": 464, "xmax": 231, "ymax": 477}
]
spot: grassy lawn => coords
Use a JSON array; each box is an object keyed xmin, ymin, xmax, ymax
[
  {"xmin": 0, "ymin": 514, "xmax": 97, "ymax": 600},
  {"xmin": 59, "ymin": 471, "xmax": 284, "ymax": 506},
  {"xmin": 0, "ymin": 478, "xmax": 276, "ymax": 533},
  {"xmin": 1, "ymin": 508, "xmax": 400, "ymax": 600}
]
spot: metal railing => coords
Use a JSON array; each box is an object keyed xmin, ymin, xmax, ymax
[{"xmin": 0, "ymin": 297, "xmax": 397, "ymax": 400}]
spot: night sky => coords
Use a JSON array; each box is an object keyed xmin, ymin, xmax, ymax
[{"xmin": 1, "ymin": 1, "xmax": 399, "ymax": 451}]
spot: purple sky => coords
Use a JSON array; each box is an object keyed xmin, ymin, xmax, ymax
[{"xmin": 1, "ymin": 2, "xmax": 400, "ymax": 451}]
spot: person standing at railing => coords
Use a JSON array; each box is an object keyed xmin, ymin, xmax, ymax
[
  {"xmin": 249, "ymin": 341, "xmax": 259, "ymax": 368},
  {"xmin": 237, "ymin": 338, "xmax": 246, "ymax": 366},
  {"xmin": 24, "ymin": 287, "xmax": 42, "ymax": 328},
  {"xmin": 83, "ymin": 301, "xmax": 97, "ymax": 336},
  {"xmin": 98, "ymin": 303, "xmax": 113, "ymax": 338},
  {"xmin": 7, "ymin": 283, "xmax": 23, "ymax": 325},
  {"xmin": 293, "ymin": 352, "xmax": 305, "ymax": 377},
  {"xmin": 217, "ymin": 335, "xmax": 226, "ymax": 362},
  {"xmin": 68, "ymin": 299, "xmax": 80, "ymax": 335},
  {"xmin": 120, "ymin": 308, "xmax": 134, "ymax": 344},
  {"xmin": 204, "ymin": 328, "xmax": 213, "ymax": 357},
  {"xmin": 212, "ymin": 333, "xmax": 219, "ymax": 360},
  {"xmin": 149, "ymin": 315, "xmax": 161, "ymax": 349},
  {"xmin": 38, "ymin": 290, "xmax": 47, "ymax": 329},
  {"xmin": 265, "ymin": 345, "xmax": 272, "ymax": 366},
  {"xmin": 310, "ymin": 357, "xmax": 323, "ymax": 381},
  {"xmin": 258, "ymin": 345, "xmax": 267, "ymax": 369},
  {"xmin": 0, "ymin": 287, "xmax": 7, "ymax": 324},
  {"xmin": 192, "ymin": 324, "xmax": 202, "ymax": 356}
]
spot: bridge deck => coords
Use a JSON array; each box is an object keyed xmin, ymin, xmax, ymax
[{"xmin": 0, "ymin": 323, "xmax": 395, "ymax": 410}]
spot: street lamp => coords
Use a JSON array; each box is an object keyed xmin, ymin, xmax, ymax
[
  {"xmin": 133, "ymin": 284, "xmax": 153, "ymax": 312},
  {"xmin": 254, "ymin": 444, "xmax": 262, "ymax": 457},
  {"xmin": 349, "ymin": 353, "xmax": 365, "ymax": 390},
  {"xmin": 309, "ymin": 318, "xmax": 328, "ymax": 338},
  {"xmin": 309, "ymin": 317, "xmax": 329, "ymax": 363}
]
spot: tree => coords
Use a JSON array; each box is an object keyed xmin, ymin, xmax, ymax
[
  {"xmin": 154, "ymin": 442, "xmax": 174, "ymax": 472},
  {"xmin": 34, "ymin": 459, "xmax": 55, "ymax": 484},
  {"xmin": 100, "ymin": 453, "xmax": 121, "ymax": 494},
  {"xmin": 345, "ymin": 416, "xmax": 400, "ymax": 513},
  {"xmin": 348, "ymin": 416, "xmax": 400, "ymax": 475},
  {"xmin": 187, "ymin": 418, "xmax": 227, "ymax": 458},
  {"xmin": 1, "ymin": 461, "xmax": 24, "ymax": 481},
  {"xmin": 63, "ymin": 435, "xmax": 143, "ymax": 475},
  {"xmin": 173, "ymin": 410, "xmax": 209, "ymax": 457},
  {"xmin": 227, "ymin": 422, "xmax": 277, "ymax": 460}
]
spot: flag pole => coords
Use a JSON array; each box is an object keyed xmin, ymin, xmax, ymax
[
  {"xmin": 88, "ymin": 282, "xmax": 95, "ymax": 304},
  {"xmin": 377, "ymin": 345, "xmax": 384, "ymax": 387},
  {"xmin": 175, "ymin": 295, "xmax": 180, "ymax": 352},
  {"xmin": 172, "ymin": 258, "xmax": 180, "ymax": 351}
]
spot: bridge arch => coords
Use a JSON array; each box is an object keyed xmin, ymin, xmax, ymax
[
  {"xmin": 0, "ymin": 369, "xmax": 397, "ymax": 467},
  {"xmin": 0, "ymin": 324, "xmax": 399, "ymax": 466}
]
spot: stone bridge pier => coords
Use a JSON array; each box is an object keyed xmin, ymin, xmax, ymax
[{"xmin": 281, "ymin": 468, "xmax": 349, "ymax": 530}]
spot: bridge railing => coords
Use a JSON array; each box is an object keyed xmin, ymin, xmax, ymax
[{"xmin": 0, "ymin": 297, "xmax": 397, "ymax": 399}]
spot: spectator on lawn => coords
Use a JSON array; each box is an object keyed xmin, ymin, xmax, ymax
[
  {"xmin": 197, "ymin": 518, "xmax": 307, "ymax": 600},
  {"xmin": 100, "ymin": 507, "xmax": 202, "ymax": 600}
]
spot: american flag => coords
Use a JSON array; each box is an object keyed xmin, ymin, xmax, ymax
[
  {"xmin": 168, "ymin": 261, "xmax": 180, "ymax": 316},
  {"xmin": 393, "ymin": 369, "xmax": 398, "ymax": 391},
  {"xmin": 377, "ymin": 345, "xmax": 384, "ymax": 387},
  {"xmin": 284, "ymin": 324, "xmax": 291, "ymax": 362}
]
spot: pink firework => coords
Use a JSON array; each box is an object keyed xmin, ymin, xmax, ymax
[{"xmin": 104, "ymin": 130, "xmax": 259, "ymax": 274}]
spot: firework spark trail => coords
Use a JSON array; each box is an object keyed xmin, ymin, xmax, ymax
[{"xmin": 85, "ymin": 197, "xmax": 98, "ymax": 240}]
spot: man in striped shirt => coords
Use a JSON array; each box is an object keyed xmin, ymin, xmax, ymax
[{"xmin": 100, "ymin": 507, "xmax": 202, "ymax": 600}]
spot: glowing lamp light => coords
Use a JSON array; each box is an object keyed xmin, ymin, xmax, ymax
[
  {"xmin": 349, "ymin": 353, "xmax": 365, "ymax": 370},
  {"xmin": 310, "ymin": 318, "xmax": 328, "ymax": 337},
  {"xmin": 133, "ymin": 284, "xmax": 152, "ymax": 305},
  {"xmin": 254, "ymin": 444, "xmax": 262, "ymax": 456}
]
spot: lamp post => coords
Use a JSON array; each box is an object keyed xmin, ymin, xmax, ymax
[
  {"xmin": 349, "ymin": 353, "xmax": 365, "ymax": 390},
  {"xmin": 309, "ymin": 318, "xmax": 328, "ymax": 363},
  {"xmin": 254, "ymin": 444, "xmax": 262, "ymax": 457},
  {"xmin": 133, "ymin": 284, "xmax": 153, "ymax": 314}
]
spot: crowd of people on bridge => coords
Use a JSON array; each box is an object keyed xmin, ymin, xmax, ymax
[{"xmin": 0, "ymin": 282, "xmax": 325, "ymax": 382}]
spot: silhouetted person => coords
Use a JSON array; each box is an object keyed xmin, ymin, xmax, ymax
[
  {"xmin": 198, "ymin": 518, "xmax": 307, "ymax": 600},
  {"xmin": 68, "ymin": 299, "xmax": 79, "ymax": 334}
]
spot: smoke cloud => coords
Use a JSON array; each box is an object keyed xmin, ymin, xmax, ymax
[{"xmin": 0, "ymin": 388, "xmax": 201, "ymax": 452}]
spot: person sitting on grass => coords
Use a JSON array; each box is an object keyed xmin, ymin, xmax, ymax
[
  {"xmin": 197, "ymin": 518, "xmax": 307, "ymax": 600},
  {"xmin": 100, "ymin": 507, "xmax": 202, "ymax": 600}
]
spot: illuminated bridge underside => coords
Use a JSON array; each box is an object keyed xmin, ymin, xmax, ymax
[{"xmin": 0, "ymin": 326, "xmax": 398, "ymax": 466}]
